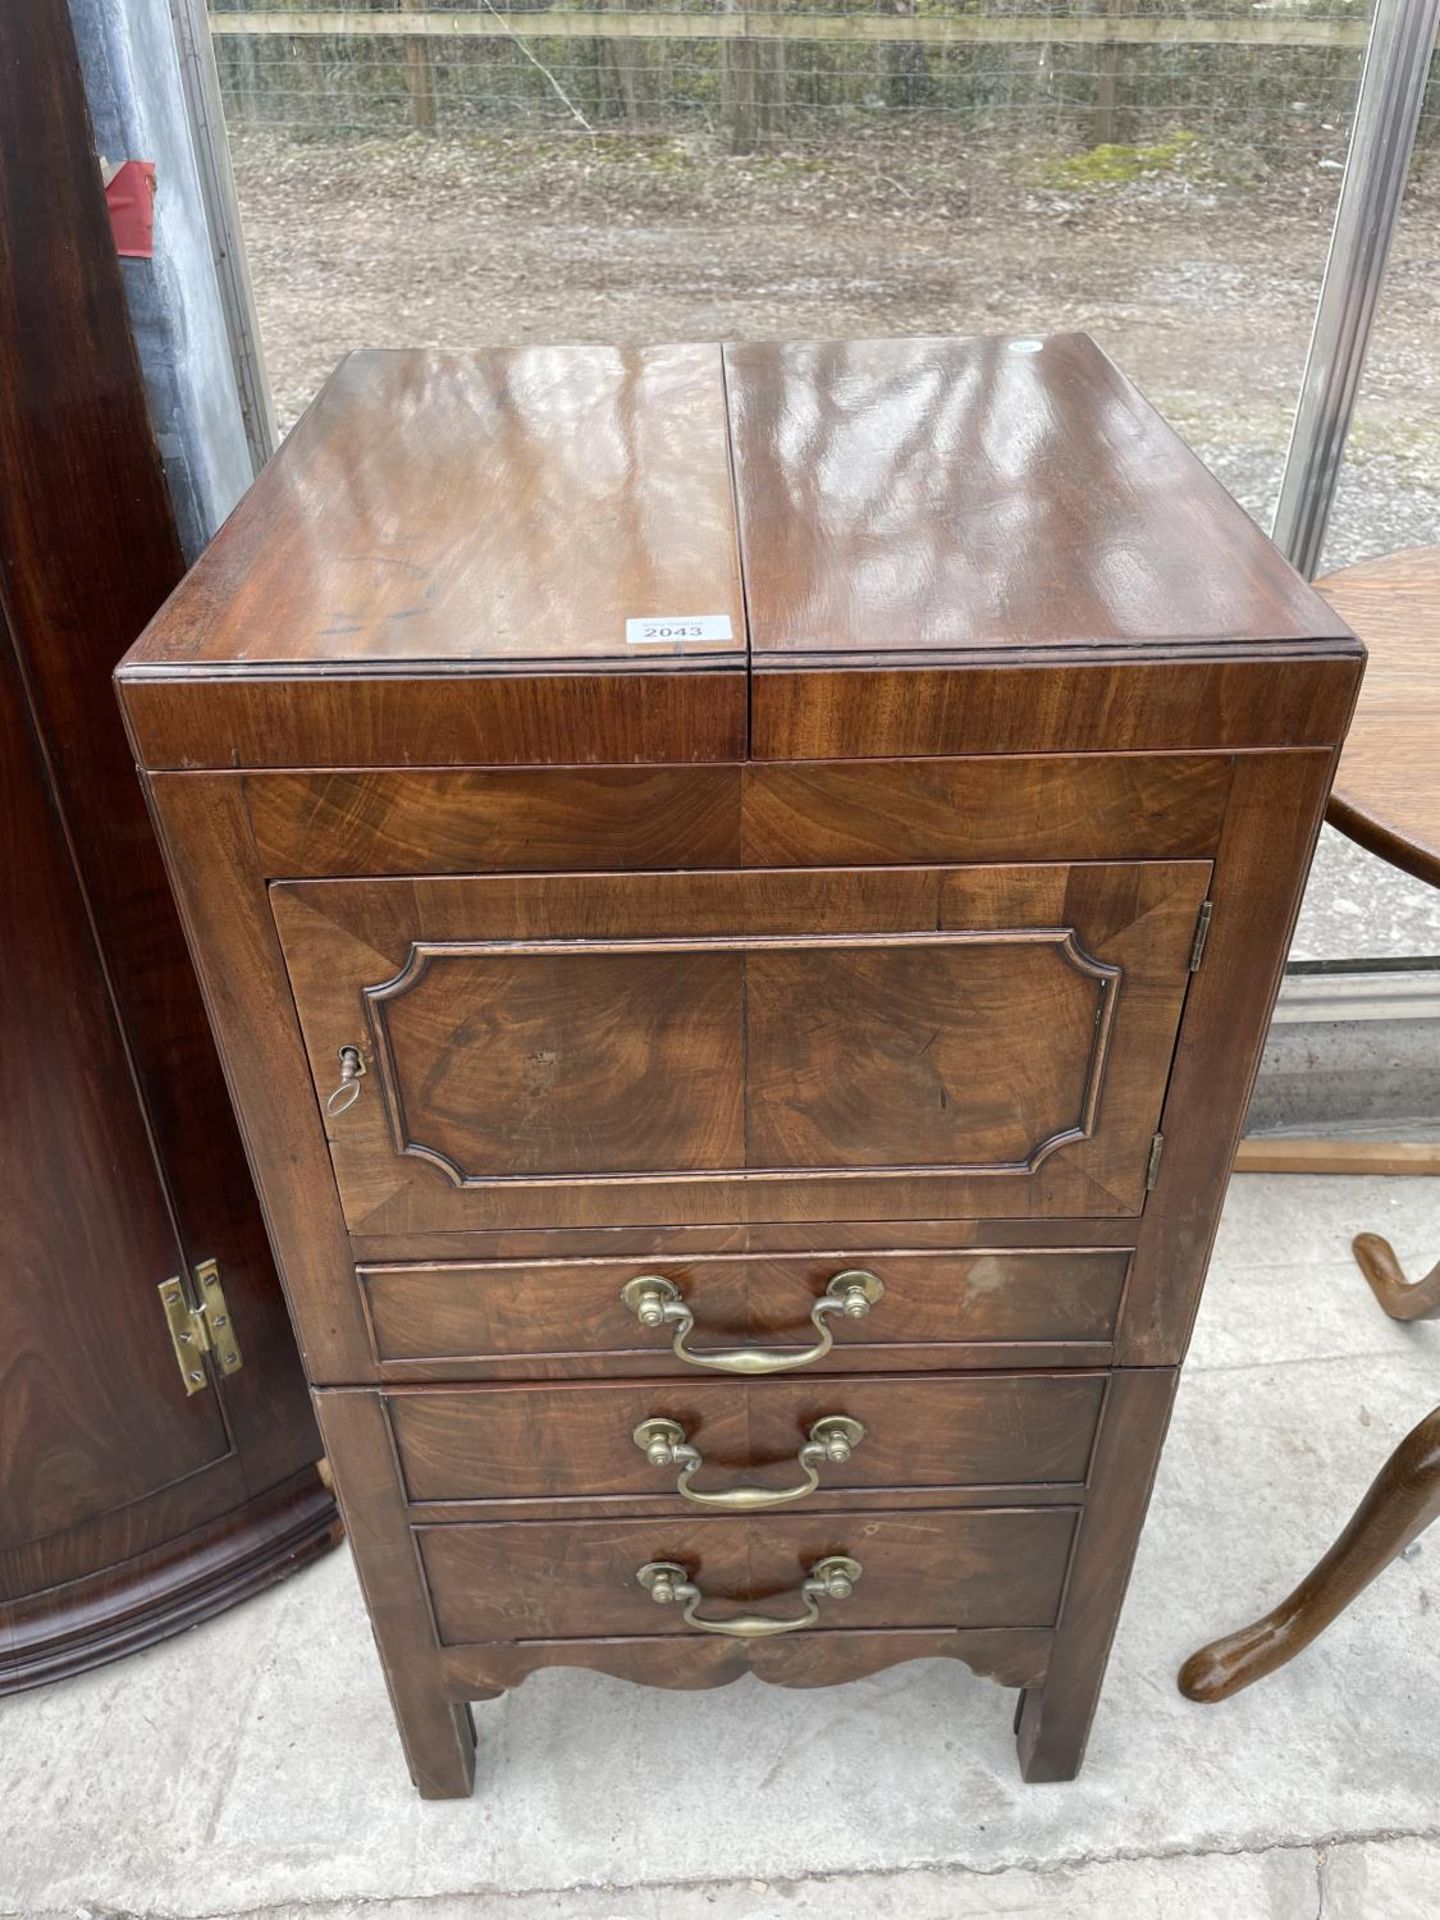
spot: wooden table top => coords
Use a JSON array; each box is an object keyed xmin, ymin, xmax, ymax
[
  {"xmin": 1317, "ymin": 545, "xmax": 1440, "ymax": 890},
  {"xmin": 123, "ymin": 335, "xmax": 1349, "ymax": 676}
]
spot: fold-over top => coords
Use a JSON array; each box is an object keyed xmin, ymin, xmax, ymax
[{"xmin": 117, "ymin": 333, "xmax": 1361, "ymax": 770}]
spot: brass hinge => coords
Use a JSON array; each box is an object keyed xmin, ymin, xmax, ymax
[
  {"xmin": 158, "ymin": 1259, "xmax": 243, "ymax": 1396},
  {"xmin": 1145, "ymin": 1132, "xmax": 1165, "ymax": 1192},
  {"xmin": 1189, "ymin": 900, "xmax": 1214, "ymax": 972}
]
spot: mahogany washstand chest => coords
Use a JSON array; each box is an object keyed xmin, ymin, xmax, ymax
[{"xmin": 117, "ymin": 336, "xmax": 1362, "ymax": 1798}]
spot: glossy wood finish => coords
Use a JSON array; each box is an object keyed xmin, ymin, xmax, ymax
[
  {"xmin": 121, "ymin": 669, "xmax": 750, "ymax": 773},
  {"xmin": 1352, "ymin": 1234, "xmax": 1440, "ymax": 1320},
  {"xmin": 384, "ymin": 1373, "xmax": 1106, "ymax": 1506},
  {"xmin": 740, "ymin": 755, "xmax": 1232, "ymax": 866},
  {"xmin": 418, "ymin": 1505, "xmax": 1078, "ymax": 1642},
  {"xmin": 248, "ymin": 767, "xmax": 745, "ymax": 877},
  {"xmin": 359, "ymin": 1247, "xmax": 1132, "ymax": 1380},
  {"xmin": 120, "ymin": 335, "xmax": 1360, "ymax": 1795},
  {"xmin": 751, "ymin": 656, "xmax": 1361, "ymax": 762},
  {"xmin": 727, "ymin": 336, "xmax": 1352, "ymax": 663},
  {"xmin": 0, "ymin": 625, "xmax": 230, "ymax": 1554},
  {"xmin": 275, "ymin": 860, "xmax": 1206, "ymax": 1232},
  {"xmin": 118, "ymin": 345, "xmax": 749, "ymax": 774},
  {"xmin": 1318, "ymin": 545, "xmax": 1440, "ymax": 888},
  {"xmin": 243, "ymin": 753, "xmax": 1230, "ymax": 878},
  {"xmin": 1179, "ymin": 1403, "xmax": 1440, "ymax": 1703},
  {"xmin": 129, "ymin": 346, "xmax": 746, "ymax": 673},
  {"xmin": 0, "ymin": 0, "xmax": 331, "ymax": 1693},
  {"xmin": 1, "ymin": 1469, "xmax": 340, "ymax": 1692}
]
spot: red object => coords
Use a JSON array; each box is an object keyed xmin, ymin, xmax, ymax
[{"xmin": 104, "ymin": 159, "xmax": 155, "ymax": 258}]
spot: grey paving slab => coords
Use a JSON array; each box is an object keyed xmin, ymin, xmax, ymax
[
  {"xmin": 1291, "ymin": 827, "xmax": 1440, "ymax": 967},
  {"xmin": 127, "ymin": 1844, "xmax": 1324, "ymax": 1920},
  {"xmin": 2, "ymin": 1174, "xmax": 1438, "ymax": 1920},
  {"xmin": 1323, "ymin": 1838, "xmax": 1440, "ymax": 1919},
  {"xmin": 1193, "ymin": 1173, "xmax": 1440, "ymax": 1370}
]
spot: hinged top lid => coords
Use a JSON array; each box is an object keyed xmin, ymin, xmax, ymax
[
  {"xmin": 724, "ymin": 333, "xmax": 1353, "ymax": 664},
  {"xmin": 118, "ymin": 333, "xmax": 1360, "ymax": 769},
  {"xmin": 125, "ymin": 342, "xmax": 746, "ymax": 674}
]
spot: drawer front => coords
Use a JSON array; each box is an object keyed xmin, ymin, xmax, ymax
[
  {"xmin": 274, "ymin": 861, "xmax": 1208, "ymax": 1236},
  {"xmin": 386, "ymin": 1372, "xmax": 1105, "ymax": 1505},
  {"xmin": 418, "ymin": 1505, "xmax": 1078, "ymax": 1643},
  {"xmin": 361, "ymin": 1247, "xmax": 1131, "ymax": 1378}
]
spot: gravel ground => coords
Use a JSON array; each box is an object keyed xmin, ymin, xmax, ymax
[{"xmin": 229, "ymin": 125, "xmax": 1440, "ymax": 962}]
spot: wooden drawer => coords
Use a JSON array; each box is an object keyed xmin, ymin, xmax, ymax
[
  {"xmin": 417, "ymin": 1505, "xmax": 1078, "ymax": 1643},
  {"xmin": 273, "ymin": 860, "xmax": 1208, "ymax": 1235},
  {"xmin": 360, "ymin": 1246, "xmax": 1131, "ymax": 1379},
  {"xmin": 385, "ymin": 1372, "xmax": 1105, "ymax": 1508}
]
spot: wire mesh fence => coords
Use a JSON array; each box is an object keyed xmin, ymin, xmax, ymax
[{"xmin": 209, "ymin": 1, "xmax": 1435, "ymax": 162}]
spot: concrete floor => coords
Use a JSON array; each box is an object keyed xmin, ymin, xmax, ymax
[
  {"xmin": 5, "ymin": 1174, "xmax": 1440, "ymax": 1920},
  {"xmin": 1294, "ymin": 827, "xmax": 1440, "ymax": 966}
]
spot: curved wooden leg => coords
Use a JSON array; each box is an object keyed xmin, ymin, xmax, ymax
[
  {"xmin": 1353, "ymin": 1234, "xmax": 1440, "ymax": 1321},
  {"xmin": 1179, "ymin": 1404, "xmax": 1440, "ymax": 1703}
]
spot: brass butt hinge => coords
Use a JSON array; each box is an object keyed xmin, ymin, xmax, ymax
[
  {"xmin": 1145, "ymin": 1132, "xmax": 1165, "ymax": 1192},
  {"xmin": 1189, "ymin": 900, "xmax": 1214, "ymax": 972},
  {"xmin": 158, "ymin": 1259, "xmax": 243, "ymax": 1396}
]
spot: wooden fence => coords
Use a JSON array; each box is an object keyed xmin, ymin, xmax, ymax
[
  {"xmin": 210, "ymin": 10, "xmax": 1373, "ymax": 49},
  {"xmin": 209, "ymin": 5, "xmax": 1382, "ymax": 150}
]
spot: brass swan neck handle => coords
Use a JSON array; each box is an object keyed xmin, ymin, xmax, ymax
[
  {"xmin": 620, "ymin": 1270, "xmax": 884, "ymax": 1375},
  {"xmin": 636, "ymin": 1556, "xmax": 862, "ymax": 1638},
  {"xmin": 633, "ymin": 1414, "xmax": 864, "ymax": 1511}
]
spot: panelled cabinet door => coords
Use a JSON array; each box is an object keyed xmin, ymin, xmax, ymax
[{"xmin": 272, "ymin": 862, "xmax": 1209, "ymax": 1234}]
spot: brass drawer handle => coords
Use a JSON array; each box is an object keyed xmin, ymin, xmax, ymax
[
  {"xmin": 632, "ymin": 1414, "xmax": 863, "ymax": 1510},
  {"xmin": 620, "ymin": 1269, "xmax": 885, "ymax": 1375},
  {"xmin": 637, "ymin": 1555, "xmax": 862, "ymax": 1638},
  {"xmin": 326, "ymin": 1045, "xmax": 366, "ymax": 1116}
]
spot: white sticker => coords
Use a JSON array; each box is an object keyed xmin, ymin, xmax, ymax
[{"xmin": 625, "ymin": 614, "xmax": 734, "ymax": 646}]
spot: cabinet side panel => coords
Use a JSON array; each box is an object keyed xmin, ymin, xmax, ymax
[
  {"xmin": 1120, "ymin": 745, "xmax": 1351, "ymax": 1365},
  {"xmin": 142, "ymin": 773, "xmax": 371, "ymax": 1381}
]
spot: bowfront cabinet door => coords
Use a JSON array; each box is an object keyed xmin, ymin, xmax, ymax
[{"xmin": 272, "ymin": 862, "xmax": 1208, "ymax": 1234}]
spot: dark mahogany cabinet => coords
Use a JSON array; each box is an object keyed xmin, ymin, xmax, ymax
[
  {"xmin": 0, "ymin": 0, "xmax": 335, "ymax": 1693},
  {"xmin": 117, "ymin": 335, "xmax": 1362, "ymax": 1797}
]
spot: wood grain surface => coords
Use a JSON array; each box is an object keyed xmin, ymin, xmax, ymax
[
  {"xmin": 120, "ymin": 334, "xmax": 1360, "ymax": 1793},
  {"xmin": 0, "ymin": 0, "xmax": 330, "ymax": 1691},
  {"xmin": 383, "ymin": 1372, "xmax": 1106, "ymax": 1504},
  {"xmin": 1117, "ymin": 749, "xmax": 1345, "ymax": 1366},
  {"xmin": 725, "ymin": 335, "xmax": 1352, "ymax": 661},
  {"xmin": 740, "ymin": 753, "xmax": 1232, "ymax": 865},
  {"xmin": 751, "ymin": 655, "xmax": 1362, "ymax": 761},
  {"xmin": 120, "ymin": 665, "xmax": 749, "ymax": 773},
  {"xmin": 0, "ymin": 621, "xmax": 229, "ymax": 1560},
  {"xmin": 359, "ymin": 1246, "xmax": 1132, "ymax": 1379},
  {"xmin": 438, "ymin": 1625, "xmax": 1055, "ymax": 1696},
  {"xmin": 1016, "ymin": 1365, "xmax": 1177, "ymax": 1779},
  {"xmin": 241, "ymin": 752, "xmax": 1229, "ymax": 879},
  {"xmin": 274, "ymin": 860, "xmax": 1207, "ymax": 1234},
  {"xmin": 418, "ymin": 1504, "xmax": 1078, "ymax": 1642},
  {"xmin": 123, "ymin": 345, "xmax": 744, "ymax": 671},
  {"xmin": 247, "ymin": 766, "xmax": 745, "ymax": 877},
  {"xmin": 1317, "ymin": 544, "xmax": 1440, "ymax": 888}
]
